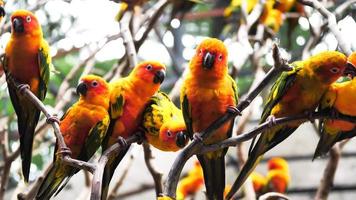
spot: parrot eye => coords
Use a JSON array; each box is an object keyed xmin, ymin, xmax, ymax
[
  {"xmin": 91, "ymin": 80, "xmax": 98, "ymax": 87},
  {"xmin": 330, "ymin": 67, "xmax": 340, "ymax": 74},
  {"xmin": 199, "ymin": 49, "xmax": 203, "ymax": 55},
  {"xmin": 146, "ymin": 64, "xmax": 153, "ymax": 71},
  {"xmin": 166, "ymin": 130, "xmax": 172, "ymax": 137},
  {"xmin": 26, "ymin": 16, "xmax": 31, "ymax": 23},
  {"xmin": 218, "ymin": 54, "xmax": 223, "ymax": 61}
]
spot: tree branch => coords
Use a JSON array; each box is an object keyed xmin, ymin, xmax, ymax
[
  {"xmin": 143, "ymin": 142, "xmax": 163, "ymax": 197},
  {"xmin": 297, "ymin": 0, "xmax": 352, "ymax": 55},
  {"xmin": 90, "ymin": 134, "xmax": 142, "ymax": 200}
]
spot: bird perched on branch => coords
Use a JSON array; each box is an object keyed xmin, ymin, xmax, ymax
[
  {"xmin": 3, "ymin": 10, "xmax": 52, "ymax": 182},
  {"xmin": 142, "ymin": 91, "xmax": 188, "ymax": 152},
  {"xmin": 36, "ymin": 75, "xmax": 111, "ymax": 200},
  {"xmin": 181, "ymin": 38, "xmax": 238, "ymax": 200},
  {"xmin": 101, "ymin": 61, "xmax": 166, "ymax": 199},
  {"xmin": 313, "ymin": 52, "xmax": 356, "ymax": 158},
  {"xmin": 225, "ymin": 51, "xmax": 356, "ymax": 199}
]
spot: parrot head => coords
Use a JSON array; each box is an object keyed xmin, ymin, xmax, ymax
[
  {"xmin": 311, "ymin": 51, "xmax": 349, "ymax": 84},
  {"xmin": 267, "ymin": 157, "xmax": 289, "ymax": 172},
  {"xmin": 249, "ymin": 171, "xmax": 267, "ymax": 193},
  {"xmin": 76, "ymin": 75, "xmax": 110, "ymax": 105},
  {"xmin": 10, "ymin": 10, "xmax": 42, "ymax": 36},
  {"xmin": 190, "ymin": 38, "xmax": 228, "ymax": 79},
  {"xmin": 131, "ymin": 61, "xmax": 166, "ymax": 85},
  {"xmin": 345, "ymin": 51, "xmax": 356, "ymax": 78},
  {"xmin": 266, "ymin": 170, "xmax": 289, "ymax": 193},
  {"xmin": 160, "ymin": 120, "xmax": 188, "ymax": 150}
]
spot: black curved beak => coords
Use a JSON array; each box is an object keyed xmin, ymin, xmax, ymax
[
  {"xmin": 344, "ymin": 62, "xmax": 356, "ymax": 78},
  {"xmin": 153, "ymin": 70, "xmax": 166, "ymax": 84},
  {"xmin": 76, "ymin": 82, "xmax": 87, "ymax": 96},
  {"xmin": 203, "ymin": 52, "xmax": 215, "ymax": 70},
  {"xmin": 0, "ymin": 6, "xmax": 5, "ymax": 18},
  {"xmin": 176, "ymin": 131, "xmax": 188, "ymax": 148},
  {"xmin": 13, "ymin": 18, "xmax": 24, "ymax": 33}
]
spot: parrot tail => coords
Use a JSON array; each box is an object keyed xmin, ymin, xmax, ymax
[
  {"xmin": 101, "ymin": 145, "xmax": 130, "ymax": 200},
  {"xmin": 225, "ymin": 147, "xmax": 262, "ymax": 200},
  {"xmin": 36, "ymin": 163, "xmax": 73, "ymax": 200},
  {"xmin": 313, "ymin": 131, "xmax": 340, "ymax": 160},
  {"xmin": 197, "ymin": 155, "xmax": 225, "ymax": 200}
]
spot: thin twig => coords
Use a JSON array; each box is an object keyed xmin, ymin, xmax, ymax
[
  {"xmin": 314, "ymin": 144, "xmax": 341, "ymax": 200},
  {"xmin": 163, "ymin": 43, "xmax": 292, "ymax": 198},
  {"xmin": 258, "ymin": 192, "xmax": 290, "ymax": 200},
  {"xmin": 120, "ymin": 11, "xmax": 137, "ymax": 69},
  {"xmin": 90, "ymin": 134, "xmax": 142, "ymax": 200},
  {"xmin": 297, "ymin": 0, "xmax": 352, "ymax": 55},
  {"xmin": 143, "ymin": 142, "xmax": 163, "ymax": 197}
]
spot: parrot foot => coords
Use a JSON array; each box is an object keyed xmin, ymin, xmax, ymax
[
  {"xmin": 58, "ymin": 147, "xmax": 72, "ymax": 157},
  {"xmin": 46, "ymin": 115, "xmax": 60, "ymax": 124},
  {"xmin": 304, "ymin": 111, "xmax": 315, "ymax": 123},
  {"xmin": 266, "ymin": 115, "xmax": 277, "ymax": 128},
  {"xmin": 227, "ymin": 106, "xmax": 242, "ymax": 116},
  {"xmin": 329, "ymin": 108, "xmax": 339, "ymax": 120},
  {"xmin": 193, "ymin": 133, "xmax": 203, "ymax": 143},
  {"xmin": 116, "ymin": 136, "xmax": 128, "ymax": 149},
  {"xmin": 135, "ymin": 130, "xmax": 145, "ymax": 145},
  {"xmin": 18, "ymin": 84, "xmax": 30, "ymax": 95}
]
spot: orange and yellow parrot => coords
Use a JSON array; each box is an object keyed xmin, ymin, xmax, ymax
[
  {"xmin": 250, "ymin": 171, "xmax": 267, "ymax": 195},
  {"xmin": 101, "ymin": 61, "xmax": 166, "ymax": 199},
  {"xmin": 3, "ymin": 10, "xmax": 51, "ymax": 182},
  {"xmin": 181, "ymin": 38, "xmax": 238, "ymax": 200},
  {"xmin": 313, "ymin": 52, "xmax": 356, "ymax": 158},
  {"xmin": 142, "ymin": 91, "xmax": 188, "ymax": 152},
  {"xmin": 176, "ymin": 160, "xmax": 204, "ymax": 200},
  {"xmin": 265, "ymin": 157, "xmax": 290, "ymax": 193},
  {"xmin": 225, "ymin": 51, "xmax": 356, "ymax": 199},
  {"xmin": 36, "ymin": 75, "xmax": 111, "ymax": 199}
]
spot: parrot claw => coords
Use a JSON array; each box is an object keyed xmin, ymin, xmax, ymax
[
  {"xmin": 304, "ymin": 111, "xmax": 315, "ymax": 123},
  {"xmin": 57, "ymin": 147, "xmax": 72, "ymax": 157},
  {"xmin": 18, "ymin": 84, "xmax": 30, "ymax": 95},
  {"xmin": 135, "ymin": 130, "xmax": 145, "ymax": 145},
  {"xmin": 227, "ymin": 106, "xmax": 242, "ymax": 116},
  {"xmin": 193, "ymin": 133, "xmax": 203, "ymax": 143},
  {"xmin": 46, "ymin": 115, "xmax": 60, "ymax": 124},
  {"xmin": 267, "ymin": 115, "xmax": 277, "ymax": 128},
  {"xmin": 116, "ymin": 136, "xmax": 128, "ymax": 148}
]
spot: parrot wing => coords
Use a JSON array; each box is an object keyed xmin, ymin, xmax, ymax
[
  {"xmin": 181, "ymin": 86, "xmax": 194, "ymax": 139},
  {"xmin": 37, "ymin": 45, "xmax": 50, "ymax": 100},
  {"xmin": 313, "ymin": 89, "xmax": 339, "ymax": 159}
]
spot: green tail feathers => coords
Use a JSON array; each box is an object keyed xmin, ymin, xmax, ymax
[
  {"xmin": 101, "ymin": 146, "xmax": 130, "ymax": 200},
  {"xmin": 36, "ymin": 163, "xmax": 73, "ymax": 200},
  {"xmin": 313, "ymin": 132, "xmax": 340, "ymax": 160},
  {"xmin": 198, "ymin": 155, "xmax": 225, "ymax": 200},
  {"xmin": 225, "ymin": 153, "xmax": 262, "ymax": 200}
]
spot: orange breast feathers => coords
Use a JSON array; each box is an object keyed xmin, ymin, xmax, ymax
[
  {"xmin": 60, "ymin": 105, "xmax": 108, "ymax": 157},
  {"xmin": 187, "ymin": 77, "xmax": 236, "ymax": 144},
  {"xmin": 6, "ymin": 38, "xmax": 41, "ymax": 92}
]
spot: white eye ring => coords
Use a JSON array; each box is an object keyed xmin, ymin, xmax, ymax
[
  {"xmin": 26, "ymin": 16, "xmax": 31, "ymax": 23},
  {"xmin": 146, "ymin": 64, "xmax": 152, "ymax": 71},
  {"xmin": 91, "ymin": 81, "xmax": 98, "ymax": 87},
  {"xmin": 166, "ymin": 130, "xmax": 172, "ymax": 137},
  {"xmin": 330, "ymin": 67, "xmax": 340, "ymax": 74},
  {"xmin": 199, "ymin": 49, "xmax": 203, "ymax": 55},
  {"xmin": 218, "ymin": 54, "xmax": 223, "ymax": 61}
]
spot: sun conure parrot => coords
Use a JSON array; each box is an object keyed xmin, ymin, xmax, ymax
[
  {"xmin": 101, "ymin": 61, "xmax": 166, "ymax": 199},
  {"xmin": 36, "ymin": 75, "xmax": 111, "ymax": 200},
  {"xmin": 225, "ymin": 51, "xmax": 356, "ymax": 199},
  {"xmin": 313, "ymin": 52, "xmax": 356, "ymax": 158},
  {"xmin": 264, "ymin": 157, "xmax": 290, "ymax": 193},
  {"xmin": 180, "ymin": 38, "xmax": 238, "ymax": 200},
  {"xmin": 142, "ymin": 91, "xmax": 188, "ymax": 152},
  {"xmin": 249, "ymin": 171, "xmax": 267, "ymax": 195},
  {"xmin": 176, "ymin": 160, "xmax": 204, "ymax": 200},
  {"xmin": 3, "ymin": 9, "xmax": 51, "ymax": 182}
]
